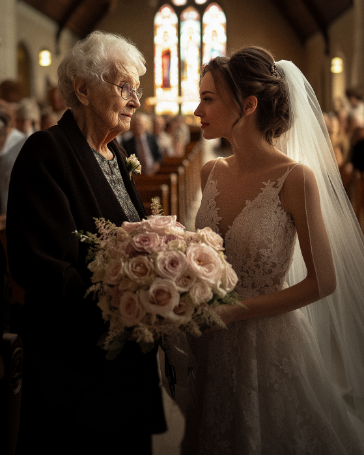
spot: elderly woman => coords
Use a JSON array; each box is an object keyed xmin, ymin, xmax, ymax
[{"xmin": 6, "ymin": 31, "xmax": 166, "ymax": 454}]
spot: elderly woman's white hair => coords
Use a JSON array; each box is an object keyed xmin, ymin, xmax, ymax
[{"xmin": 58, "ymin": 30, "xmax": 146, "ymax": 108}]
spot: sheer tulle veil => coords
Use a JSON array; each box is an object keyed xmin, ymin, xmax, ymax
[{"xmin": 276, "ymin": 60, "xmax": 364, "ymax": 423}]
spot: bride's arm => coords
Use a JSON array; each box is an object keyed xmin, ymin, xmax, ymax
[{"xmin": 215, "ymin": 165, "xmax": 336, "ymax": 324}]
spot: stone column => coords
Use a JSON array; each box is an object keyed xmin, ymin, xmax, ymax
[
  {"xmin": 350, "ymin": 0, "xmax": 364, "ymax": 86},
  {"xmin": 0, "ymin": 0, "xmax": 17, "ymax": 81}
]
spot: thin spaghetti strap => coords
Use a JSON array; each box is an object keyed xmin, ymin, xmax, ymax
[
  {"xmin": 205, "ymin": 157, "xmax": 221, "ymax": 186},
  {"xmin": 277, "ymin": 163, "xmax": 302, "ymax": 192}
]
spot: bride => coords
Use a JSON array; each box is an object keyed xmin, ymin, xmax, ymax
[{"xmin": 180, "ymin": 46, "xmax": 364, "ymax": 454}]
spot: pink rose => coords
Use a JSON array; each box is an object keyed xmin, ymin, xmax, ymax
[
  {"xmin": 118, "ymin": 292, "xmax": 146, "ymax": 327},
  {"xmin": 196, "ymin": 227, "xmax": 224, "ymax": 251},
  {"xmin": 155, "ymin": 251, "xmax": 187, "ymax": 280},
  {"xmin": 144, "ymin": 215, "xmax": 185, "ymax": 236},
  {"xmin": 131, "ymin": 232, "xmax": 160, "ymax": 253},
  {"xmin": 186, "ymin": 243, "xmax": 222, "ymax": 286},
  {"xmin": 189, "ymin": 281, "xmax": 213, "ymax": 305},
  {"xmin": 124, "ymin": 256, "xmax": 155, "ymax": 283},
  {"xmin": 139, "ymin": 278, "xmax": 180, "ymax": 317},
  {"xmin": 104, "ymin": 259, "xmax": 123, "ymax": 285},
  {"xmin": 175, "ymin": 266, "xmax": 196, "ymax": 292},
  {"xmin": 167, "ymin": 296, "xmax": 195, "ymax": 325}
]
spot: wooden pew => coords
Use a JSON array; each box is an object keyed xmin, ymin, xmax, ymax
[
  {"xmin": 158, "ymin": 141, "xmax": 203, "ymax": 226},
  {"xmin": 135, "ymin": 173, "xmax": 178, "ymax": 217},
  {"xmin": 157, "ymin": 165, "xmax": 186, "ymax": 225},
  {"xmin": 136, "ymin": 184, "xmax": 169, "ymax": 216}
]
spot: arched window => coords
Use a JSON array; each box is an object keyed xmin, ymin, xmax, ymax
[
  {"xmin": 154, "ymin": 1, "xmax": 226, "ymax": 115},
  {"xmin": 154, "ymin": 4, "xmax": 179, "ymax": 115}
]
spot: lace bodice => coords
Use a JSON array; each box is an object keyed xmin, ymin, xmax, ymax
[{"xmin": 195, "ymin": 158, "xmax": 298, "ymax": 298}]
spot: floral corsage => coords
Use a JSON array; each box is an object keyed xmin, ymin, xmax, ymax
[{"xmin": 126, "ymin": 154, "xmax": 141, "ymax": 179}]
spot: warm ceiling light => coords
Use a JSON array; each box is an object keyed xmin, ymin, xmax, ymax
[
  {"xmin": 331, "ymin": 57, "xmax": 343, "ymax": 74},
  {"xmin": 172, "ymin": 0, "xmax": 187, "ymax": 5},
  {"xmin": 195, "ymin": 0, "xmax": 208, "ymax": 3},
  {"xmin": 39, "ymin": 50, "xmax": 51, "ymax": 67}
]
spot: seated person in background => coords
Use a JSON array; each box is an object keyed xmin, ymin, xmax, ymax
[
  {"xmin": 0, "ymin": 104, "xmax": 26, "ymax": 215},
  {"xmin": 153, "ymin": 114, "xmax": 174, "ymax": 157},
  {"xmin": 40, "ymin": 107, "xmax": 58, "ymax": 130},
  {"xmin": 165, "ymin": 115, "xmax": 191, "ymax": 157},
  {"xmin": 123, "ymin": 112, "xmax": 162, "ymax": 176},
  {"xmin": 333, "ymin": 96, "xmax": 348, "ymax": 136},
  {"xmin": 345, "ymin": 86, "xmax": 364, "ymax": 142},
  {"xmin": 15, "ymin": 98, "xmax": 41, "ymax": 137},
  {"xmin": 323, "ymin": 112, "xmax": 350, "ymax": 167},
  {"xmin": 47, "ymin": 86, "xmax": 67, "ymax": 121}
]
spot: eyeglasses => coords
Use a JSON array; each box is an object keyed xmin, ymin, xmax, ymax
[{"xmin": 104, "ymin": 80, "xmax": 143, "ymax": 100}]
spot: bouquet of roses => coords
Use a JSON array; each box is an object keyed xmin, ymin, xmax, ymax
[{"xmin": 75, "ymin": 202, "xmax": 241, "ymax": 358}]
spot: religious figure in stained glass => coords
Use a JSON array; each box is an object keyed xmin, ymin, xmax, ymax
[
  {"xmin": 162, "ymin": 48, "xmax": 171, "ymax": 88},
  {"xmin": 202, "ymin": 3, "xmax": 226, "ymax": 64},
  {"xmin": 180, "ymin": 6, "xmax": 201, "ymax": 115}
]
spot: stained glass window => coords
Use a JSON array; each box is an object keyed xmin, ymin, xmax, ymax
[
  {"xmin": 202, "ymin": 3, "xmax": 226, "ymax": 64},
  {"xmin": 153, "ymin": 2, "xmax": 226, "ymax": 115},
  {"xmin": 154, "ymin": 5, "xmax": 179, "ymax": 115},
  {"xmin": 180, "ymin": 7, "xmax": 201, "ymax": 115}
]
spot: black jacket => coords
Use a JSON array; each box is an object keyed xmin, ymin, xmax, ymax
[{"xmin": 6, "ymin": 110, "xmax": 166, "ymax": 454}]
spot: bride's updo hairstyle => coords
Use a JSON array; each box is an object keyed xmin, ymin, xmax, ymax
[{"xmin": 202, "ymin": 46, "xmax": 290, "ymax": 145}]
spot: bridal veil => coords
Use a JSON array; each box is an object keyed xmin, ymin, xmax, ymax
[{"xmin": 276, "ymin": 60, "xmax": 364, "ymax": 426}]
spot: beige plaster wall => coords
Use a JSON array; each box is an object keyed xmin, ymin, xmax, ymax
[
  {"xmin": 15, "ymin": 2, "xmax": 77, "ymax": 104},
  {"xmin": 98, "ymin": 0, "xmax": 305, "ymax": 108},
  {"xmin": 305, "ymin": 6, "xmax": 356, "ymax": 112}
]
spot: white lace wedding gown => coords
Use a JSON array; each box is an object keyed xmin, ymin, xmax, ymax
[{"xmin": 181, "ymin": 159, "xmax": 363, "ymax": 455}]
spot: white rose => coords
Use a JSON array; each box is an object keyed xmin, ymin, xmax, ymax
[
  {"xmin": 220, "ymin": 260, "xmax": 238, "ymax": 293},
  {"xmin": 124, "ymin": 256, "xmax": 155, "ymax": 283},
  {"xmin": 196, "ymin": 227, "xmax": 224, "ymax": 251},
  {"xmin": 175, "ymin": 266, "xmax": 197, "ymax": 292},
  {"xmin": 144, "ymin": 215, "xmax": 185, "ymax": 236},
  {"xmin": 139, "ymin": 278, "xmax": 180, "ymax": 317},
  {"xmin": 166, "ymin": 295, "xmax": 195, "ymax": 326},
  {"xmin": 186, "ymin": 243, "xmax": 222, "ymax": 286},
  {"xmin": 104, "ymin": 259, "xmax": 123, "ymax": 285},
  {"xmin": 155, "ymin": 250, "xmax": 187, "ymax": 280},
  {"xmin": 189, "ymin": 281, "xmax": 213, "ymax": 305},
  {"xmin": 118, "ymin": 292, "xmax": 146, "ymax": 327}
]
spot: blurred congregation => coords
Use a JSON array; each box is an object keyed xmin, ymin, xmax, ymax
[{"xmin": 1, "ymin": 0, "xmax": 364, "ymax": 454}]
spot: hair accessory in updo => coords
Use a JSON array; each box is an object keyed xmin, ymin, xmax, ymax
[{"xmin": 271, "ymin": 63, "xmax": 279, "ymax": 78}]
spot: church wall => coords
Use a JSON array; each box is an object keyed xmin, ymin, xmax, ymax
[
  {"xmin": 98, "ymin": 0, "xmax": 305, "ymax": 111},
  {"xmin": 304, "ymin": 5, "xmax": 358, "ymax": 112},
  {"xmin": 16, "ymin": 2, "xmax": 78, "ymax": 104}
]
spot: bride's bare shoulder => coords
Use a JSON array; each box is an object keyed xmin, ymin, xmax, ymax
[{"xmin": 282, "ymin": 164, "xmax": 319, "ymax": 212}]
